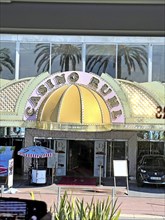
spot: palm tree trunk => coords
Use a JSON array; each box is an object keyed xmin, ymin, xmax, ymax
[
  {"xmin": 65, "ymin": 56, "xmax": 70, "ymax": 71},
  {"xmin": 117, "ymin": 56, "xmax": 122, "ymax": 79}
]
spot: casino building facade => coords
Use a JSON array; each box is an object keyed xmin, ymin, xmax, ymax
[
  {"xmin": 0, "ymin": 0, "xmax": 164, "ymax": 180},
  {"xmin": 0, "ymin": 71, "xmax": 164, "ymax": 179}
]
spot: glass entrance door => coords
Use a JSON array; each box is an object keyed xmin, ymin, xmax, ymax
[{"xmin": 106, "ymin": 141, "xmax": 127, "ymax": 177}]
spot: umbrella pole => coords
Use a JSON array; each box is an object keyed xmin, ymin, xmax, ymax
[
  {"xmin": 36, "ymin": 158, "xmax": 38, "ymax": 169},
  {"xmin": 34, "ymin": 158, "xmax": 38, "ymax": 184},
  {"xmin": 36, "ymin": 158, "xmax": 38, "ymax": 184},
  {"xmin": 34, "ymin": 158, "xmax": 38, "ymax": 169}
]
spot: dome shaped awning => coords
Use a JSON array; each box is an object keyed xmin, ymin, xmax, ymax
[
  {"xmin": 37, "ymin": 84, "xmax": 111, "ymax": 129},
  {"xmin": 1, "ymin": 71, "xmax": 164, "ymax": 132}
]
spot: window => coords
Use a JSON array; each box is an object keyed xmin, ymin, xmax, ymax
[
  {"xmin": 117, "ymin": 44, "xmax": 148, "ymax": 82},
  {"xmin": 86, "ymin": 44, "xmax": 116, "ymax": 77},
  {"xmin": 0, "ymin": 42, "xmax": 16, "ymax": 80},
  {"xmin": 51, "ymin": 43, "xmax": 82, "ymax": 73},
  {"xmin": 152, "ymin": 45, "xmax": 165, "ymax": 82},
  {"xmin": 20, "ymin": 43, "xmax": 50, "ymax": 78},
  {"xmin": 0, "ymin": 35, "xmax": 164, "ymax": 83}
]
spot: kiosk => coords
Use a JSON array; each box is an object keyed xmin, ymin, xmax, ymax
[{"xmin": 32, "ymin": 168, "xmax": 46, "ymax": 184}]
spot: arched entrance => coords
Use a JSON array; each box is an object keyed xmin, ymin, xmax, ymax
[{"xmin": 67, "ymin": 140, "xmax": 94, "ymax": 177}]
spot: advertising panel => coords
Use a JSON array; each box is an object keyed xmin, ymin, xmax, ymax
[
  {"xmin": 0, "ymin": 146, "xmax": 15, "ymax": 177},
  {"xmin": 113, "ymin": 160, "xmax": 128, "ymax": 177},
  {"xmin": 137, "ymin": 131, "xmax": 165, "ymax": 140},
  {"xmin": 8, "ymin": 159, "xmax": 14, "ymax": 188},
  {"xmin": 56, "ymin": 140, "xmax": 66, "ymax": 176},
  {"xmin": 94, "ymin": 141, "xmax": 106, "ymax": 177}
]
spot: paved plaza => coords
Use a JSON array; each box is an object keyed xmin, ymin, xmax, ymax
[{"xmin": 1, "ymin": 177, "xmax": 165, "ymax": 219}]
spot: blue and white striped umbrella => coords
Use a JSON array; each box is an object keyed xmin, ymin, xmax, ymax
[{"xmin": 18, "ymin": 146, "xmax": 55, "ymax": 158}]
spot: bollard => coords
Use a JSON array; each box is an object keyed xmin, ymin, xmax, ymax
[
  {"xmin": 51, "ymin": 212, "xmax": 55, "ymax": 220},
  {"xmin": 111, "ymin": 187, "xmax": 115, "ymax": 215},
  {"xmin": 30, "ymin": 191, "xmax": 35, "ymax": 200},
  {"xmin": 1, "ymin": 185, "xmax": 4, "ymax": 197},
  {"xmin": 57, "ymin": 186, "xmax": 61, "ymax": 212},
  {"xmin": 99, "ymin": 165, "xmax": 102, "ymax": 186}
]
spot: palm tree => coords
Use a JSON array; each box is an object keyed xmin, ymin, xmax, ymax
[
  {"xmin": 0, "ymin": 48, "xmax": 15, "ymax": 74},
  {"xmin": 117, "ymin": 45, "xmax": 148, "ymax": 79},
  {"xmin": 34, "ymin": 44, "xmax": 81, "ymax": 73},
  {"xmin": 86, "ymin": 45, "xmax": 148, "ymax": 78}
]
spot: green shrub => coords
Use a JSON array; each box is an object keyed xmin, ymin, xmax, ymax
[{"xmin": 53, "ymin": 192, "xmax": 121, "ymax": 220}]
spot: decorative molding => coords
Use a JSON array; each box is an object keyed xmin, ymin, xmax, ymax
[
  {"xmin": 1, "ymin": 0, "xmax": 164, "ymax": 4},
  {"xmin": 0, "ymin": 28, "xmax": 164, "ymax": 37}
]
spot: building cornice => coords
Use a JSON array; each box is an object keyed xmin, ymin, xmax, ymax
[
  {"xmin": 0, "ymin": 28, "xmax": 164, "ymax": 37},
  {"xmin": 0, "ymin": 0, "xmax": 164, "ymax": 4}
]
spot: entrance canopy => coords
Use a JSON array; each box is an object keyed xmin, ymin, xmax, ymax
[
  {"xmin": 39, "ymin": 84, "xmax": 111, "ymax": 126},
  {"xmin": 0, "ymin": 71, "xmax": 164, "ymax": 131}
]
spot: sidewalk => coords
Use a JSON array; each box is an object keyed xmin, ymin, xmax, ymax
[{"xmin": 1, "ymin": 178, "xmax": 165, "ymax": 220}]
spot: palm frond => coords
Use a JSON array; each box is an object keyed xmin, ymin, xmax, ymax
[
  {"xmin": 0, "ymin": 48, "xmax": 15, "ymax": 74},
  {"xmin": 34, "ymin": 44, "xmax": 81, "ymax": 73},
  {"xmin": 36, "ymin": 54, "xmax": 50, "ymax": 72}
]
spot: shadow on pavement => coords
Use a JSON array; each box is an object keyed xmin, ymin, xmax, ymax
[
  {"xmin": 101, "ymin": 177, "xmax": 165, "ymax": 196},
  {"xmin": 0, "ymin": 175, "xmax": 164, "ymax": 197}
]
